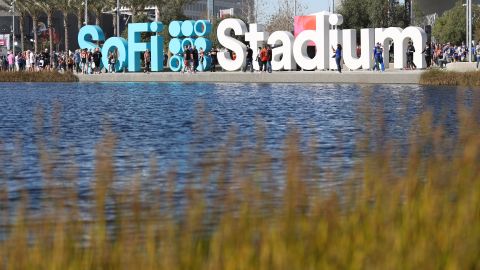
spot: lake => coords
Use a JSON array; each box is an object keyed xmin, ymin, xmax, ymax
[{"xmin": 0, "ymin": 82, "xmax": 469, "ymax": 202}]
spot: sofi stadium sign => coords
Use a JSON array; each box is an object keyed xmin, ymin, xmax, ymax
[{"xmin": 78, "ymin": 13, "xmax": 427, "ymax": 72}]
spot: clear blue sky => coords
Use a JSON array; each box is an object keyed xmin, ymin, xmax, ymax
[
  {"xmin": 303, "ymin": 0, "xmax": 332, "ymax": 14},
  {"xmin": 300, "ymin": 0, "xmax": 405, "ymax": 15}
]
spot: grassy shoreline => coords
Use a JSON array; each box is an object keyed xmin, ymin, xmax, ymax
[
  {"xmin": 0, "ymin": 69, "xmax": 477, "ymax": 86},
  {"xmin": 0, "ymin": 71, "xmax": 78, "ymax": 82},
  {"xmin": 420, "ymin": 69, "xmax": 480, "ymax": 86}
]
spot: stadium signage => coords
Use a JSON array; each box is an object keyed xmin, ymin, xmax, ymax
[{"xmin": 78, "ymin": 13, "xmax": 427, "ymax": 72}]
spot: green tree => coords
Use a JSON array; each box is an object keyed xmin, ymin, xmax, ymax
[
  {"xmin": 338, "ymin": 0, "xmax": 409, "ymax": 29},
  {"xmin": 431, "ymin": 1, "xmax": 480, "ymax": 44},
  {"xmin": 36, "ymin": 0, "xmax": 56, "ymax": 63},
  {"xmin": 338, "ymin": 0, "xmax": 369, "ymax": 30},
  {"xmin": 22, "ymin": 0, "xmax": 43, "ymax": 53},
  {"xmin": 55, "ymin": 0, "xmax": 73, "ymax": 53}
]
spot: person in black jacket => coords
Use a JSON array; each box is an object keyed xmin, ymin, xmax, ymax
[
  {"xmin": 421, "ymin": 42, "xmax": 432, "ymax": 69},
  {"xmin": 406, "ymin": 41, "xmax": 416, "ymax": 70},
  {"xmin": 243, "ymin": 44, "xmax": 254, "ymax": 72},
  {"xmin": 266, "ymin": 45, "xmax": 273, "ymax": 73},
  {"xmin": 192, "ymin": 46, "xmax": 199, "ymax": 73}
]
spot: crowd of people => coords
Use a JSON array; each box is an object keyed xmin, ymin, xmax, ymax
[{"xmin": 1, "ymin": 40, "xmax": 480, "ymax": 73}]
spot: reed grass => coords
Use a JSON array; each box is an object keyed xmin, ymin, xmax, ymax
[
  {"xmin": 0, "ymin": 71, "xmax": 78, "ymax": 82},
  {"xmin": 420, "ymin": 69, "xmax": 480, "ymax": 86},
  {"xmin": 0, "ymin": 99, "xmax": 479, "ymax": 269}
]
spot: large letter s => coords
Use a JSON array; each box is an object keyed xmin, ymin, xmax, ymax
[
  {"xmin": 217, "ymin": 19, "xmax": 247, "ymax": 71},
  {"xmin": 78, "ymin": 25, "xmax": 105, "ymax": 51}
]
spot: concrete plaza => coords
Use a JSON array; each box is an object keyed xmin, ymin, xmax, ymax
[{"xmin": 76, "ymin": 70, "xmax": 423, "ymax": 84}]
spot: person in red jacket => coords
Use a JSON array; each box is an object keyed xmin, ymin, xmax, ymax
[{"xmin": 260, "ymin": 46, "xmax": 268, "ymax": 72}]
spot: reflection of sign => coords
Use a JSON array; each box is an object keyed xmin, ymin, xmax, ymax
[
  {"xmin": 0, "ymin": 39, "xmax": 5, "ymax": 46},
  {"xmin": 78, "ymin": 13, "xmax": 428, "ymax": 73}
]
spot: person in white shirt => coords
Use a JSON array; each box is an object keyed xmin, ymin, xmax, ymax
[
  {"xmin": 29, "ymin": 51, "xmax": 35, "ymax": 71},
  {"xmin": 15, "ymin": 54, "xmax": 19, "ymax": 71},
  {"xmin": 25, "ymin": 50, "xmax": 31, "ymax": 71}
]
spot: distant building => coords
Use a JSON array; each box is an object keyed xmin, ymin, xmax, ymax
[{"xmin": 417, "ymin": 0, "xmax": 480, "ymax": 15}]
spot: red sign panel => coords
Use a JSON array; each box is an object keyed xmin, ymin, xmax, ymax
[
  {"xmin": 0, "ymin": 39, "xmax": 5, "ymax": 46},
  {"xmin": 294, "ymin": 16, "xmax": 316, "ymax": 46}
]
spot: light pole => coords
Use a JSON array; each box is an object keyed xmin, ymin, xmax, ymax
[
  {"xmin": 464, "ymin": 0, "xmax": 472, "ymax": 62},
  {"xmin": 294, "ymin": 0, "xmax": 296, "ymax": 17},
  {"xmin": 116, "ymin": 0, "xmax": 120, "ymax": 36},
  {"xmin": 10, "ymin": 0, "xmax": 15, "ymax": 55},
  {"xmin": 468, "ymin": 0, "xmax": 472, "ymax": 62},
  {"xmin": 84, "ymin": 0, "xmax": 88, "ymax": 25}
]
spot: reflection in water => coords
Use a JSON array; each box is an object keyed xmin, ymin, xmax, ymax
[{"xmin": 0, "ymin": 82, "xmax": 473, "ymax": 201}]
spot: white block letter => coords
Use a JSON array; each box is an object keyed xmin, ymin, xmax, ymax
[
  {"xmin": 217, "ymin": 19, "xmax": 247, "ymax": 71},
  {"xmin": 267, "ymin": 31, "xmax": 296, "ymax": 71}
]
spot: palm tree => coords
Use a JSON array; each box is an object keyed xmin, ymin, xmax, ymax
[
  {"xmin": 71, "ymin": 0, "xmax": 83, "ymax": 33},
  {"xmin": 36, "ymin": 0, "xmax": 56, "ymax": 65},
  {"xmin": 20, "ymin": 0, "xmax": 43, "ymax": 53},
  {"xmin": 11, "ymin": 0, "xmax": 28, "ymax": 52},
  {"xmin": 152, "ymin": 0, "xmax": 192, "ymax": 23},
  {"xmin": 124, "ymin": 0, "xmax": 149, "ymax": 23},
  {"xmin": 90, "ymin": 0, "xmax": 109, "ymax": 26},
  {"xmin": 56, "ymin": 0, "xmax": 72, "ymax": 53}
]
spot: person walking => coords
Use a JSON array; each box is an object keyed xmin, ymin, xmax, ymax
[
  {"xmin": 192, "ymin": 46, "xmax": 199, "ymax": 73},
  {"xmin": 243, "ymin": 44, "xmax": 254, "ymax": 72},
  {"xmin": 373, "ymin": 43, "xmax": 383, "ymax": 71},
  {"xmin": 422, "ymin": 42, "xmax": 432, "ymax": 69},
  {"xmin": 332, "ymin": 44, "xmax": 343, "ymax": 73},
  {"xmin": 182, "ymin": 45, "xmax": 191, "ymax": 73},
  {"xmin": 29, "ymin": 50, "xmax": 35, "ymax": 71},
  {"xmin": 260, "ymin": 46, "xmax": 268, "ymax": 72},
  {"xmin": 266, "ymin": 45, "xmax": 273, "ymax": 73},
  {"xmin": 210, "ymin": 47, "xmax": 218, "ymax": 72},
  {"xmin": 73, "ymin": 50, "xmax": 80, "ymax": 73},
  {"xmin": 92, "ymin": 48, "xmax": 102, "ymax": 74},
  {"xmin": 144, "ymin": 49, "xmax": 151, "ymax": 73},
  {"xmin": 7, "ymin": 51, "xmax": 14, "ymax": 72},
  {"xmin": 81, "ymin": 49, "xmax": 87, "ymax": 74},
  {"xmin": 476, "ymin": 42, "xmax": 480, "ymax": 69},
  {"xmin": 406, "ymin": 41, "xmax": 416, "ymax": 70},
  {"xmin": 199, "ymin": 47, "xmax": 205, "ymax": 69},
  {"xmin": 257, "ymin": 47, "xmax": 264, "ymax": 72}
]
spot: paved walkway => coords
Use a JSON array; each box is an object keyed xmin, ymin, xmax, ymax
[{"xmin": 76, "ymin": 70, "xmax": 423, "ymax": 84}]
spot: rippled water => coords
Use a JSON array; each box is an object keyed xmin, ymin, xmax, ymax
[{"xmin": 0, "ymin": 82, "xmax": 469, "ymax": 197}]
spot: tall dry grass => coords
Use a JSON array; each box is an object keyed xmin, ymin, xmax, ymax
[
  {"xmin": 0, "ymin": 71, "xmax": 78, "ymax": 82},
  {"xmin": 421, "ymin": 69, "xmax": 480, "ymax": 86},
  {"xmin": 0, "ymin": 98, "xmax": 479, "ymax": 269}
]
